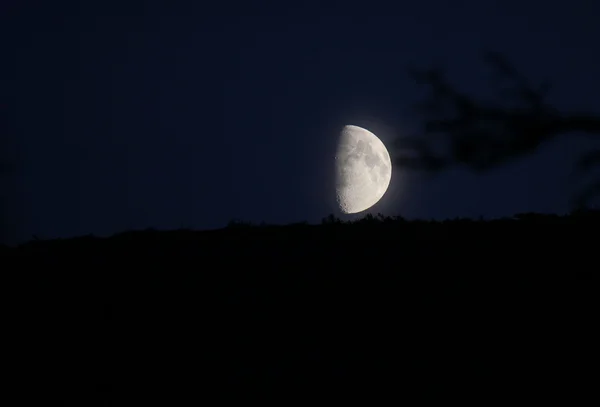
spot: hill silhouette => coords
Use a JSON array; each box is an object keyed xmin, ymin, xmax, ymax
[{"xmin": 6, "ymin": 211, "xmax": 597, "ymax": 405}]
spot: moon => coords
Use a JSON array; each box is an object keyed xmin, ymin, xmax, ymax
[{"xmin": 335, "ymin": 125, "xmax": 392, "ymax": 214}]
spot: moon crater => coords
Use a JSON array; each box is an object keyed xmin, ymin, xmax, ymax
[{"xmin": 335, "ymin": 125, "xmax": 392, "ymax": 214}]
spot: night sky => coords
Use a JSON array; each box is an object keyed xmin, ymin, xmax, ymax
[{"xmin": 3, "ymin": 0, "xmax": 600, "ymax": 244}]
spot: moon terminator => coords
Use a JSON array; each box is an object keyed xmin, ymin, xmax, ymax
[{"xmin": 335, "ymin": 125, "xmax": 392, "ymax": 214}]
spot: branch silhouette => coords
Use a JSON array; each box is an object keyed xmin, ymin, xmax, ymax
[{"xmin": 396, "ymin": 51, "xmax": 600, "ymax": 205}]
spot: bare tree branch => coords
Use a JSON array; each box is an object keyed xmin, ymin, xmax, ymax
[
  {"xmin": 576, "ymin": 149, "xmax": 600, "ymax": 173},
  {"xmin": 397, "ymin": 52, "xmax": 600, "ymax": 173},
  {"xmin": 574, "ymin": 179, "xmax": 600, "ymax": 209},
  {"xmin": 393, "ymin": 135, "xmax": 448, "ymax": 171},
  {"xmin": 396, "ymin": 52, "xmax": 600, "ymax": 209},
  {"xmin": 483, "ymin": 51, "xmax": 552, "ymax": 110}
]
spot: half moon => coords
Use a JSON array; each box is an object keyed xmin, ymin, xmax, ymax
[{"xmin": 335, "ymin": 125, "xmax": 392, "ymax": 214}]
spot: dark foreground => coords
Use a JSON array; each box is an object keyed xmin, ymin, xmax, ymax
[{"xmin": 5, "ymin": 212, "xmax": 598, "ymax": 405}]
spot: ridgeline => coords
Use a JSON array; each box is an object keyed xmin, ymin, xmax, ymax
[
  {"xmin": 6, "ymin": 211, "xmax": 597, "ymax": 404},
  {"xmin": 5, "ymin": 210, "xmax": 600, "ymax": 261}
]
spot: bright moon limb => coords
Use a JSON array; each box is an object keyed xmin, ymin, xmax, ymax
[{"xmin": 335, "ymin": 125, "xmax": 392, "ymax": 214}]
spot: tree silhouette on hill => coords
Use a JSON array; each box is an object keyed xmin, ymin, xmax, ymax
[{"xmin": 395, "ymin": 51, "xmax": 600, "ymax": 207}]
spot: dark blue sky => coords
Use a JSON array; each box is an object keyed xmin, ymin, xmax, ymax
[{"xmin": 3, "ymin": 0, "xmax": 600, "ymax": 243}]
